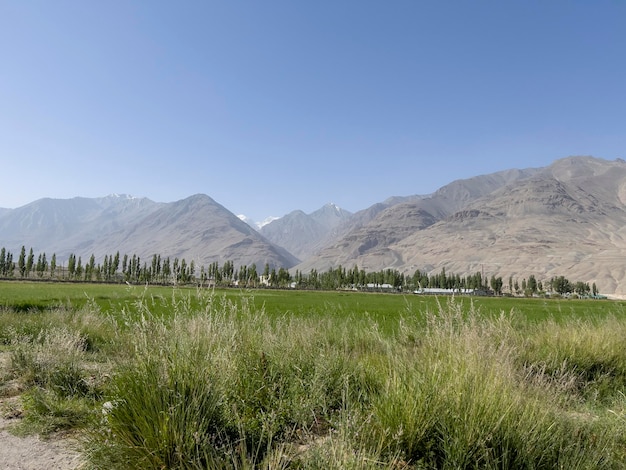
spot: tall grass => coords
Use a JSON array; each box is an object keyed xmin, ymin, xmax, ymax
[
  {"xmin": 2, "ymin": 291, "xmax": 626, "ymax": 468},
  {"xmin": 370, "ymin": 302, "xmax": 621, "ymax": 468},
  {"xmin": 85, "ymin": 295, "xmax": 385, "ymax": 468},
  {"xmin": 1, "ymin": 304, "xmax": 115, "ymax": 434},
  {"xmin": 518, "ymin": 315, "xmax": 626, "ymax": 403}
]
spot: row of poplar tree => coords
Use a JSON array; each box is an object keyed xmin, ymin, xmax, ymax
[{"xmin": 0, "ymin": 245, "xmax": 597, "ymax": 295}]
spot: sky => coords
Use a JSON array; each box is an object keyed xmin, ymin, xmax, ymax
[{"xmin": 1, "ymin": 1, "xmax": 625, "ymax": 223}]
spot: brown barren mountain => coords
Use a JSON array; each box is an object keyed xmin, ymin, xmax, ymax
[
  {"xmin": 0, "ymin": 194, "xmax": 298, "ymax": 271},
  {"xmin": 296, "ymin": 157, "xmax": 626, "ymax": 296},
  {"xmin": 89, "ymin": 194, "xmax": 299, "ymax": 269}
]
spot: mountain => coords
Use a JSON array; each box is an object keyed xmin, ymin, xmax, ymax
[
  {"xmin": 294, "ymin": 167, "xmax": 540, "ymax": 273},
  {"xmin": 259, "ymin": 203, "xmax": 352, "ymax": 260},
  {"xmin": 92, "ymin": 194, "xmax": 299, "ymax": 269},
  {"xmin": 0, "ymin": 195, "xmax": 162, "ymax": 256},
  {"xmin": 297, "ymin": 156, "xmax": 626, "ymax": 296},
  {"xmin": 0, "ymin": 194, "xmax": 298, "ymax": 270},
  {"xmin": 3, "ymin": 156, "xmax": 626, "ymax": 296}
]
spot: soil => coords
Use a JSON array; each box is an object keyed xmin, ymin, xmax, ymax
[{"xmin": 0, "ymin": 411, "xmax": 83, "ymax": 470}]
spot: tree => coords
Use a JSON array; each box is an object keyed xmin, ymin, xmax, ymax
[
  {"xmin": 50, "ymin": 253, "xmax": 56, "ymax": 278},
  {"xmin": 222, "ymin": 261, "xmax": 234, "ymax": 283},
  {"xmin": 0, "ymin": 248, "xmax": 15, "ymax": 277},
  {"xmin": 131, "ymin": 255, "xmax": 140, "ymax": 282},
  {"xmin": 25, "ymin": 248, "xmax": 34, "ymax": 277},
  {"xmin": 75, "ymin": 256, "xmax": 83, "ymax": 279},
  {"xmin": 68, "ymin": 254, "xmax": 76, "ymax": 279},
  {"xmin": 179, "ymin": 258, "xmax": 187, "ymax": 283},
  {"xmin": 18, "ymin": 246, "xmax": 26, "ymax": 277},
  {"xmin": 36, "ymin": 253, "xmax": 47, "ymax": 277},
  {"xmin": 0, "ymin": 248, "xmax": 5, "ymax": 276},
  {"xmin": 551, "ymin": 276, "xmax": 572, "ymax": 295},
  {"xmin": 490, "ymin": 275, "xmax": 503, "ymax": 295},
  {"xmin": 248, "ymin": 264, "xmax": 258, "ymax": 287},
  {"xmin": 122, "ymin": 254, "xmax": 128, "ymax": 278},
  {"xmin": 162, "ymin": 257, "xmax": 171, "ymax": 283},
  {"xmin": 277, "ymin": 267, "xmax": 291, "ymax": 287},
  {"xmin": 151, "ymin": 254, "xmax": 160, "ymax": 282},
  {"xmin": 574, "ymin": 281, "xmax": 590, "ymax": 296},
  {"xmin": 112, "ymin": 252, "xmax": 120, "ymax": 279},
  {"xmin": 4, "ymin": 251, "xmax": 14, "ymax": 277},
  {"xmin": 86, "ymin": 254, "xmax": 96, "ymax": 281},
  {"xmin": 103, "ymin": 255, "xmax": 109, "ymax": 280}
]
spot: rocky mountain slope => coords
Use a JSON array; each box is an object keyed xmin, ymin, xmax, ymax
[
  {"xmin": 294, "ymin": 167, "xmax": 541, "ymax": 272},
  {"xmin": 0, "ymin": 195, "xmax": 162, "ymax": 255},
  {"xmin": 0, "ymin": 194, "xmax": 297, "ymax": 270},
  {"xmin": 100, "ymin": 194, "xmax": 299, "ymax": 269},
  {"xmin": 296, "ymin": 157, "xmax": 626, "ymax": 296},
  {"xmin": 259, "ymin": 203, "xmax": 352, "ymax": 260}
]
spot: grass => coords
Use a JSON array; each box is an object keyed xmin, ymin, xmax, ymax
[
  {"xmin": 1, "ymin": 281, "xmax": 626, "ymax": 468},
  {"xmin": 1, "ymin": 280, "xmax": 622, "ymax": 327}
]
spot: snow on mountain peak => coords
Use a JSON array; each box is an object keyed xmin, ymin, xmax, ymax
[
  {"xmin": 238, "ymin": 214, "xmax": 280, "ymax": 230},
  {"xmin": 258, "ymin": 216, "xmax": 280, "ymax": 229}
]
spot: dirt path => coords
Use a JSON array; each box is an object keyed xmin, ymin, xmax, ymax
[
  {"xmin": 0, "ymin": 351, "xmax": 84, "ymax": 469},
  {"xmin": 0, "ymin": 416, "xmax": 83, "ymax": 470}
]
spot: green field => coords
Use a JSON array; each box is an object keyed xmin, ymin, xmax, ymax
[
  {"xmin": 1, "ymin": 280, "xmax": 622, "ymax": 323},
  {"xmin": 2, "ymin": 281, "xmax": 626, "ymax": 469}
]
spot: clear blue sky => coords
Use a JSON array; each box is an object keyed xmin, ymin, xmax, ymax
[{"xmin": 1, "ymin": 1, "xmax": 624, "ymax": 222}]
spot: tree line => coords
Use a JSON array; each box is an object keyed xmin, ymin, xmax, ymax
[{"xmin": 0, "ymin": 246, "xmax": 599, "ymax": 296}]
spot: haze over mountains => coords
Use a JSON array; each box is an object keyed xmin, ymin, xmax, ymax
[{"xmin": 2, "ymin": 156, "xmax": 626, "ymax": 296}]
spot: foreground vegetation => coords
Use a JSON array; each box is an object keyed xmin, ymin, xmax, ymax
[{"xmin": 1, "ymin": 284, "xmax": 626, "ymax": 468}]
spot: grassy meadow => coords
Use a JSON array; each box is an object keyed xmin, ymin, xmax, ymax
[{"xmin": 2, "ymin": 281, "xmax": 626, "ymax": 468}]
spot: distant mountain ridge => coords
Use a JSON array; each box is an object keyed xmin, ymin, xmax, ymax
[
  {"xmin": 2, "ymin": 156, "xmax": 626, "ymax": 296},
  {"xmin": 259, "ymin": 203, "xmax": 352, "ymax": 260},
  {"xmin": 0, "ymin": 194, "xmax": 297, "ymax": 270},
  {"xmin": 295, "ymin": 156, "xmax": 626, "ymax": 296}
]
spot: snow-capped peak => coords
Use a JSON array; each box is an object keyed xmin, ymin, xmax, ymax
[
  {"xmin": 238, "ymin": 214, "xmax": 280, "ymax": 230},
  {"xmin": 257, "ymin": 216, "xmax": 280, "ymax": 229}
]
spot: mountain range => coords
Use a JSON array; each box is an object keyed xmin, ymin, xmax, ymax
[{"xmin": 2, "ymin": 156, "xmax": 626, "ymax": 296}]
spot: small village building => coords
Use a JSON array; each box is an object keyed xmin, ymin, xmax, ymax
[{"xmin": 413, "ymin": 288, "xmax": 482, "ymax": 295}]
